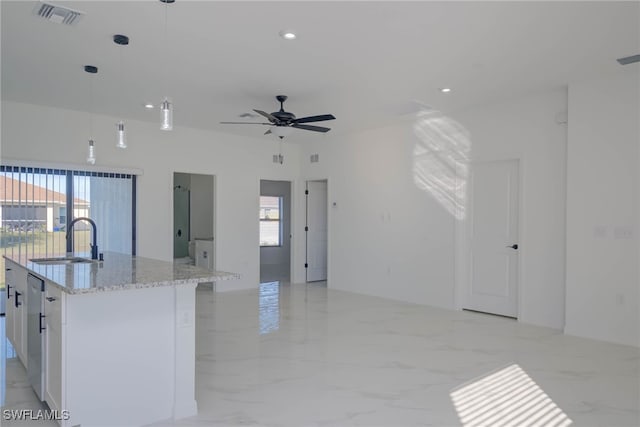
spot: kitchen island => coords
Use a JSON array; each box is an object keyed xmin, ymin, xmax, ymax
[{"xmin": 4, "ymin": 252, "xmax": 238, "ymax": 427}]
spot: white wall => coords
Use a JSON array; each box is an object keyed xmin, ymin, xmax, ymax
[
  {"xmin": 453, "ymin": 89, "xmax": 568, "ymax": 330},
  {"xmin": 259, "ymin": 180, "xmax": 291, "ymax": 281},
  {"xmin": 300, "ymin": 124, "xmax": 458, "ymax": 308},
  {"xmin": 299, "ymin": 89, "xmax": 568, "ymax": 330},
  {"xmin": 565, "ymin": 70, "xmax": 640, "ymax": 347},
  {"xmin": 0, "ymin": 101, "xmax": 302, "ymax": 291}
]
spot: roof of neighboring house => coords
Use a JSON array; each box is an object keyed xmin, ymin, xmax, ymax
[{"xmin": 0, "ymin": 175, "xmax": 88, "ymax": 205}]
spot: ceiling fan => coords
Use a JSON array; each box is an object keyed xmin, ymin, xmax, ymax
[{"xmin": 221, "ymin": 95, "xmax": 336, "ymax": 138}]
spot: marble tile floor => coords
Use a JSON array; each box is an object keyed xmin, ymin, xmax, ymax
[{"xmin": 1, "ymin": 282, "xmax": 639, "ymax": 426}]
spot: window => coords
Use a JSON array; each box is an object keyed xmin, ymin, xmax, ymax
[
  {"xmin": 259, "ymin": 196, "xmax": 282, "ymax": 247},
  {"xmin": 0, "ymin": 165, "xmax": 137, "ymax": 313}
]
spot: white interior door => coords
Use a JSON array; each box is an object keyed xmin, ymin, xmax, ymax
[
  {"xmin": 306, "ymin": 180, "xmax": 327, "ymax": 282},
  {"xmin": 466, "ymin": 160, "xmax": 519, "ymax": 317}
]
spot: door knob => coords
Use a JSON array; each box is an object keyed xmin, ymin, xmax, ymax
[{"xmin": 506, "ymin": 244, "xmax": 519, "ymax": 250}]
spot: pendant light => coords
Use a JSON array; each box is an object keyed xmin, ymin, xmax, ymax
[
  {"xmin": 160, "ymin": 0, "xmax": 174, "ymax": 131},
  {"xmin": 113, "ymin": 34, "xmax": 129, "ymax": 148},
  {"xmin": 87, "ymin": 139, "xmax": 96, "ymax": 165},
  {"xmin": 84, "ymin": 65, "xmax": 98, "ymax": 164}
]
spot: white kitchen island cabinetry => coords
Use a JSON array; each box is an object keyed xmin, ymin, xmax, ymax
[
  {"xmin": 44, "ymin": 282, "xmax": 64, "ymax": 416},
  {"xmin": 4, "ymin": 252, "xmax": 238, "ymax": 427},
  {"xmin": 5, "ymin": 259, "xmax": 28, "ymax": 368}
]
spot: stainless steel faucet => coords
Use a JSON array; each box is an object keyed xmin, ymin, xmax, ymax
[{"xmin": 66, "ymin": 217, "xmax": 99, "ymax": 260}]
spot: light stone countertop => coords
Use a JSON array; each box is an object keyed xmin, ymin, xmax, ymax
[{"xmin": 3, "ymin": 251, "xmax": 239, "ymax": 295}]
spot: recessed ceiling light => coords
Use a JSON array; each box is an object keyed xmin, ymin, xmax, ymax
[
  {"xmin": 279, "ymin": 30, "xmax": 297, "ymax": 40},
  {"xmin": 144, "ymin": 103, "xmax": 154, "ymax": 109},
  {"xmin": 440, "ymin": 88, "xmax": 452, "ymax": 93}
]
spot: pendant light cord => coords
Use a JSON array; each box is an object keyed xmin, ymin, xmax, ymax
[
  {"xmin": 119, "ymin": 45, "xmax": 124, "ymax": 121},
  {"xmin": 89, "ymin": 73, "xmax": 94, "ymax": 139},
  {"xmin": 163, "ymin": 0, "xmax": 169, "ymax": 96}
]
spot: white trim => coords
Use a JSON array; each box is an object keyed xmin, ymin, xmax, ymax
[{"xmin": 0, "ymin": 157, "xmax": 143, "ymax": 176}]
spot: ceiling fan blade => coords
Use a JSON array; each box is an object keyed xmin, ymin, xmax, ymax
[
  {"xmin": 291, "ymin": 123, "xmax": 331, "ymax": 133},
  {"xmin": 219, "ymin": 122, "xmax": 271, "ymax": 125},
  {"xmin": 292, "ymin": 114, "xmax": 336, "ymax": 124},
  {"xmin": 253, "ymin": 109, "xmax": 278, "ymax": 123},
  {"xmin": 264, "ymin": 129, "xmax": 272, "ymax": 135}
]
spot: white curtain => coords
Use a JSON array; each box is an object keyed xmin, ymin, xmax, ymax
[{"xmin": 88, "ymin": 176, "xmax": 132, "ymax": 254}]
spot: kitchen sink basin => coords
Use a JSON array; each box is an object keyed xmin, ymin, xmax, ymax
[{"xmin": 29, "ymin": 256, "xmax": 94, "ymax": 265}]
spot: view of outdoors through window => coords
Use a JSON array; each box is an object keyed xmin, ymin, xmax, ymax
[
  {"xmin": 259, "ymin": 196, "xmax": 282, "ymax": 247},
  {"xmin": 0, "ymin": 166, "xmax": 134, "ymax": 311}
]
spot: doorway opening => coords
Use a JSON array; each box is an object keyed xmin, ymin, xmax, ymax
[
  {"xmin": 305, "ymin": 180, "xmax": 328, "ymax": 282},
  {"xmin": 259, "ymin": 180, "xmax": 292, "ymax": 283},
  {"xmin": 173, "ymin": 172, "xmax": 215, "ymax": 271}
]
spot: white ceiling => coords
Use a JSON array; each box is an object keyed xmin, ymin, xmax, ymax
[{"xmin": 2, "ymin": 1, "xmax": 639, "ymax": 141}]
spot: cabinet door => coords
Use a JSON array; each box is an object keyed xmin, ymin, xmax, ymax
[
  {"xmin": 13, "ymin": 265, "xmax": 29, "ymax": 368},
  {"xmin": 44, "ymin": 284, "xmax": 65, "ymax": 413},
  {"xmin": 5, "ymin": 263, "xmax": 16, "ymax": 347}
]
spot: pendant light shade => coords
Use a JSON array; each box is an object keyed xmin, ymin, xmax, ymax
[
  {"xmin": 160, "ymin": 98, "xmax": 173, "ymax": 131},
  {"xmin": 116, "ymin": 121, "xmax": 127, "ymax": 148},
  {"xmin": 87, "ymin": 139, "xmax": 96, "ymax": 165}
]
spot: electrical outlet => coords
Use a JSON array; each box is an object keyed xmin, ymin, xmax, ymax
[
  {"xmin": 614, "ymin": 226, "xmax": 633, "ymax": 240},
  {"xmin": 178, "ymin": 310, "xmax": 193, "ymax": 327}
]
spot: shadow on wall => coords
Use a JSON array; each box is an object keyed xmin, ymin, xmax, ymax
[{"xmin": 412, "ymin": 104, "xmax": 470, "ymax": 220}]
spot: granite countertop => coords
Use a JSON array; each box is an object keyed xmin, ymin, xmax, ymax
[{"xmin": 3, "ymin": 251, "xmax": 239, "ymax": 295}]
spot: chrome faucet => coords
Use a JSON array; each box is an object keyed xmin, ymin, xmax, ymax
[{"xmin": 66, "ymin": 217, "xmax": 99, "ymax": 260}]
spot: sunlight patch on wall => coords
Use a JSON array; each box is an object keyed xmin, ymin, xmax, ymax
[
  {"xmin": 450, "ymin": 364, "xmax": 572, "ymax": 427},
  {"xmin": 412, "ymin": 106, "xmax": 470, "ymax": 220}
]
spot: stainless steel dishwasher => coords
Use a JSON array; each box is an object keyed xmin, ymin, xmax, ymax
[{"xmin": 27, "ymin": 273, "xmax": 45, "ymax": 401}]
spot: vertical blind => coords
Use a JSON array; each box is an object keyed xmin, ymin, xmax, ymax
[{"xmin": 0, "ymin": 165, "xmax": 136, "ymax": 313}]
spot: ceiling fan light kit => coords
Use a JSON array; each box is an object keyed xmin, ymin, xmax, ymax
[
  {"xmin": 220, "ymin": 95, "xmax": 336, "ymax": 139},
  {"xmin": 271, "ymin": 126, "xmax": 294, "ymax": 138}
]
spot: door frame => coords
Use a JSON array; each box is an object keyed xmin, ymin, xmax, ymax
[
  {"xmin": 170, "ymin": 171, "xmax": 216, "ymax": 267},
  {"xmin": 454, "ymin": 158, "xmax": 524, "ymax": 319}
]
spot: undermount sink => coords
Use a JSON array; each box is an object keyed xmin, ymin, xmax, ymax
[{"xmin": 29, "ymin": 256, "xmax": 95, "ymax": 265}]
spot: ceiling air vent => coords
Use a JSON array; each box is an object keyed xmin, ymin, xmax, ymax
[{"xmin": 34, "ymin": 2, "xmax": 84, "ymax": 25}]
